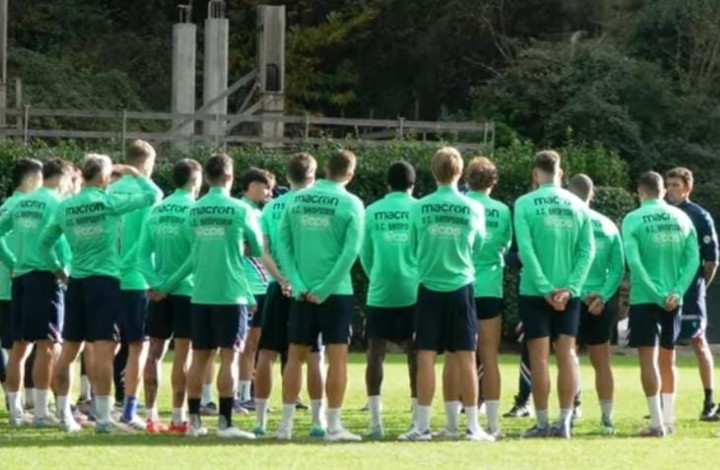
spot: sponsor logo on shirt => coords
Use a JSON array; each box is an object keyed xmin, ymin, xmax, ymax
[
  {"xmin": 195, "ymin": 226, "xmax": 226, "ymax": 237},
  {"xmin": 66, "ymin": 202, "xmax": 105, "ymax": 215},
  {"xmin": 375, "ymin": 211, "xmax": 409, "ymax": 221},
  {"xmin": 428, "ymin": 224, "xmax": 462, "ymax": 237},
  {"xmin": 421, "ymin": 204, "xmax": 470, "ymax": 215},
  {"xmin": 543, "ymin": 216, "xmax": 574, "ymax": 229},
  {"xmin": 383, "ymin": 232, "xmax": 410, "ymax": 243},
  {"xmin": 300, "ymin": 215, "xmax": 330, "ymax": 229},
  {"xmin": 73, "ymin": 225, "xmax": 104, "ymax": 237},
  {"xmin": 295, "ymin": 194, "xmax": 339, "ymax": 206}
]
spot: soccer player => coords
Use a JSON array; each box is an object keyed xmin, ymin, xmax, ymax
[
  {"xmin": 40, "ymin": 154, "xmax": 160, "ymax": 433},
  {"xmin": 623, "ymin": 171, "xmax": 699, "ymax": 436},
  {"xmin": 360, "ymin": 161, "xmax": 419, "ymax": 438},
  {"xmin": 236, "ymin": 167, "xmax": 273, "ymax": 410},
  {"xmin": 108, "ymin": 140, "xmax": 163, "ymax": 429},
  {"xmin": 159, "ymin": 153, "xmax": 263, "ymax": 439},
  {"xmin": 665, "ymin": 167, "xmax": 719, "ymax": 420},
  {"xmin": 567, "ymin": 174, "xmax": 624, "ymax": 434},
  {"xmin": 277, "ymin": 150, "xmax": 365, "ymax": 442},
  {"xmin": 514, "ymin": 150, "xmax": 594, "ymax": 439},
  {"xmin": 399, "ymin": 147, "xmax": 491, "ymax": 442},
  {"xmin": 464, "ymin": 157, "xmax": 512, "ymax": 437},
  {"xmin": 0, "ymin": 158, "xmax": 44, "ymax": 424},
  {"xmin": 138, "ymin": 159, "xmax": 203, "ymax": 433},
  {"xmin": 254, "ymin": 153, "xmax": 326, "ymax": 437}
]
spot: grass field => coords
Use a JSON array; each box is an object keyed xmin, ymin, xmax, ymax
[{"xmin": 1, "ymin": 353, "xmax": 719, "ymax": 469}]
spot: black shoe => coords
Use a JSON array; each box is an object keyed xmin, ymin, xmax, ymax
[
  {"xmin": 700, "ymin": 403, "xmax": 720, "ymax": 421},
  {"xmin": 503, "ymin": 402, "xmax": 532, "ymax": 418},
  {"xmin": 295, "ymin": 400, "xmax": 309, "ymax": 410}
]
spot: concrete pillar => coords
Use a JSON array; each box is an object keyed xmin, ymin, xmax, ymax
[
  {"xmin": 172, "ymin": 22, "xmax": 197, "ymax": 150},
  {"xmin": 257, "ymin": 5, "xmax": 285, "ymax": 146},
  {"xmin": 203, "ymin": 1, "xmax": 229, "ymax": 138}
]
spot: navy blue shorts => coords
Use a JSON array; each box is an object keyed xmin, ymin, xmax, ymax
[
  {"xmin": 191, "ymin": 304, "xmax": 248, "ymax": 350},
  {"xmin": 250, "ymin": 294, "xmax": 267, "ymax": 329},
  {"xmin": 147, "ymin": 295, "xmax": 192, "ymax": 340},
  {"xmin": 365, "ymin": 305, "xmax": 415, "ymax": 343},
  {"xmin": 0, "ymin": 299, "xmax": 12, "ymax": 348},
  {"xmin": 519, "ymin": 295, "xmax": 581, "ymax": 340},
  {"xmin": 11, "ymin": 271, "xmax": 64, "ymax": 343},
  {"xmin": 415, "ymin": 284, "xmax": 476, "ymax": 353},
  {"xmin": 259, "ymin": 283, "xmax": 320, "ymax": 353},
  {"xmin": 64, "ymin": 276, "xmax": 121, "ymax": 343},
  {"xmin": 678, "ymin": 314, "xmax": 705, "ymax": 343},
  {"xmin": 288, "ymin": 295, "xmax": 353, "ymax": 346},
  {"xmin": 628, "ymin": 304, "xmax": 681, "ymax": 350},
  {"xmin": 475, "ymin": 297, "xmax": 504, "ymax": 320},
  {"xmin": 578, "ymin": 302, "xmax": 614, "ymax": 346},
  {"xmin": 118, "ymin": 290, "xmax": 149, "ymax": 343}
]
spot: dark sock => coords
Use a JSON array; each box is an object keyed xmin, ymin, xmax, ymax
[
  {"xmin": 704, "ymin": 388, "xmax": 714, "ymax": 406},
  {"xmin": 188, "ymin": 397, "xmax": 201, "ymax": 416},
  {"xmin": 219, "ymin": 397, "xmax": 233, "ymax": 428}
]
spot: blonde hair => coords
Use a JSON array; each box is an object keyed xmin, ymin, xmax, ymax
[{"xmin": 431, "ymin": 147, "xmax": 464, "ymax": 184}]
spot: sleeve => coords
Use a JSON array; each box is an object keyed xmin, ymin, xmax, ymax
[
  {"xmin": 40, "ymin": 214, "xmax": 65, "ymax": 271},
  {"xmin": 501, "ymin": 208, "xmax": 513, "ymax": 256},
  {"xmin": 566, "ymin": 209, "xmax": 596, "ymax": 296},
  {"xmin": 359, "ymin": 210, "xmax": 373, "ymax": 278},
  {"xmin": 242, "ymin": 207, "xmax": 263, "ymax": 258},
  {"xmin": 697, "ymin": 210, "xmax": 719, "ymax": 263},
  {"xmin": 599, "ymin": 228, "xmax": 625, "ymax": 302},
  {"xmin": 621, "ymin": 216, "xmax": 665, "ymax": 306},
  {"xmin": 137, "ymin": 221, "xmax": 159, "ymax": 289},
  {"xmin": 514, "ymin": 200, "xmax": 554, "ymax": 296},
  {"xmin": 107, "ymin": 176, "xmax": 161, "ymax": 216},
  {"xmin": 157, "ymin": 217, "xmax": 195, "ymax": 293},
  {"xmin": 278, "ymin": 201, "xmax": 307, "ymax": 298},
  {"xmin": 674, "ymin": 222, "xmax": 701, "ymax": 297},
  {"xmin": 0, "ymin": 210, "xmax": 16, "ymax": 270},
  {"xmin": 260, "ymin": 207, "xmax": 272, "ymax": 237},
  {"xmin": 472, "ymin": 204, "xmax": 487, "ymax": 255},
  {"xmin": 55, "ymin": 236, "xmax": 72, "ymax": 272},
  {"xmin": 409, "ymin": 205, "xmax": 419, "ymax": 260},
  {"xmin": 311, "ymin": 200, "xmax": 365, "ymax": 303}
]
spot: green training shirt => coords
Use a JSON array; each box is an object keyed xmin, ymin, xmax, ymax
[
  {"xmin": 278, "ymin": 179, "xmax": 365, "ymax": 302},
  {"xmin": 581, "ymin": 208, "xmax": 625, "ymax": 302},
  {"xmin": 0, "ymin": 187, "xmax": 72, "ymax": 276},
  {"xmin": 108, "ymin": 175, "xmax": 164, "ymax": 290},
  {"xmin": 0, "ymin": 192, "xmax": 28, "ymax": 299},
  {"xmin": 360, "ymin": 191, "xmax": 418, "ymax": 308},
  {"xmin": 513, "ymin": 183, "xmax": 595, "ymax": 297},
  {"xmin": 39, "ymin": 177, "xmax": 159, "ymax": 279},
  {"xmin": 466, "ymin": 191, "xmax": 512, "ymax": 298},
  {"xmin": 241, "ymin": 197, "xmax": 270, "ymax": 296},
  {"xmin": 260, "ymin": 190, "xmax": 293, "ymax": 272},
  {"xmin": 410, "ymin": 185, "xmax": 485, "ymax": 293},
  {"xmin": 621, "ymin": 198, "xmax": 699, "ymax": 306},
  {"xmin": 160, "ymin": 187, "xmax": 263, "ymax": 305},
  {"xmin": 137, "ymin": 189, "xmax": 195, "ymax": 297}
]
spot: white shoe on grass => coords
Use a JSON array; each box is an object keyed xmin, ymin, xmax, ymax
[
  {"xmin": 325, "ymin": 428, "xmax": 362, "ymax": 442},
  {"xmin": 217, "ymin": 426, "xmax": 256, "ymax": 439}
]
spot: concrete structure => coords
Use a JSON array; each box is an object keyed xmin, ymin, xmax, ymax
[
  {"xmin": 171, "ymin": 4, "xmax": 196, "ymax": 150},
  {"xmin": 257, "ymin": 5, "xmax": 286, "ymax": 145},
  {"xmin": 0, "ymin": 0, "xmax": 8, "ymax": 129},
  {"xmin": 203, "ymin": 0, "xmax": 229, "ymax": 138}
]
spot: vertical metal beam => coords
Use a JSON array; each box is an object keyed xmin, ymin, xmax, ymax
[
  {"xmin": 203, "ymin": 1, "xmax": 229, "ymax": 138},
  {"xmin": 172, "ymin": 5, "xmax": 197, "ymax": 151}
]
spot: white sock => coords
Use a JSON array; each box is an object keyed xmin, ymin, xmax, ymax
[
  {"xmin": 80, "ymin": 375, "xmax": 92, "ymax": 400},
  {"xmin": 444, "ymin": 400, "xmax": 460, "ymax": 432},
  {"xmin": 34, "ymin": 389, "xmax": 49, "ymax": 419},
  {"xmin": 327, "ymin": 407, "xmax": 342, "ymax": 433},
  {"xmin": 96, "ymin": 395, "xmax": 112, "ymax": 425},
  {"xmin": 573, "ymin": 355, "xmax": 581, "ymax": 398},
  {"xmin": 25, "ymin": 387, "xmax": 35, "ymax": 407},
  {"xmin": 368, "ymin": 395, "xmax": 382, "ymax": 428},
  {"xmin": 416, "ymin": 405, "xmax": 431, "ymax": 433},
  {"xmin": 171, "ymin": 407, "xmax": 185, "ymax": 425},
  {"xmin": 279, "ymin": 403, "xmax": 296, "ymax": 433},
  {"xmin": 201, "ymin": 384, "xmax": 213, "ymax": 406},
  {"xmin": 8, "ymin": 391, "xmax": 22, "ymax": 417},
  {"xmin": 647, "ymin": 395, "xmax": 663, "ymax": 429},
  {"xmin": 559, "ymin": 408, "xmax": 573, "ymax": 427},
  {"xmin": 485, "ymin": 400, "xmax": 500, "ymax": 432},
  {"xmin": 536, "ymin": 409, "xmax": 549, "ymax": 428},
  {"xmin": 238, "ymin": 380, "xmax": 251, "ymax": 402},
  {"xmin": 255, "ymin": 398, "xmax": 268, "ymax": 428},
  {"xmin": 600, "ymin": 400, "xmax": 613, "ymax": 423},
  {"xmin": 146, "ymin": 406, "xmax": 160, "ymax": 422},
  {"xmin": 465, "ymin": 404, "xmax": 480, "ymax": 433},
  {"xmin": 410, "ymin": 398, "xmax": 418, "ymax": 427},
  {"xmin": 56, "ymin": 395, "xmax": 71, "ymax": 420},
  {"xmin": 311, "ymin": 399, "xmax": 325, "ymax": 427},
  {"xmin": 661, "ymin": 393, "xmax": 675, "ymax": 427}
]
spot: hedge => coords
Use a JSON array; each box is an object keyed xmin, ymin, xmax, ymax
[{"xmin": 0, "ymin": 138, "xmax": 638, "ymax": 343}]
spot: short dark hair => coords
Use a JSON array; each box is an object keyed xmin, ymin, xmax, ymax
[
  {"xmin": 12, "ymin": 158, "xmax": 43, "ymax": 189},
  {"xmin": 326, "ymin": 150, "xmax": 356, "ymax": 180},
  {"xmin": 172, "ymin": 159, "xmax": 202, "ymax": 188},
  {"xmin": 568, "ymin": 174, "xmax": 594, "ymax": 202},
  {"xmin": 205, "ymin": 153, "xmax": 233, "ymax": 185},
  {"xmin": 638, "ymin": 171, "xmax": 664, "ymax": 198},
  {"xmin": 126, "ymin": 139, "xmax": 156, "ymax": 164},
  {"xmin": 465, "ymin": 156, "xmax": 498, "ymax": 191},
  {"xmin": 534, "ymin": 150, "xmax": 560, "ymax": 175},
  {"xmin": 287, "ymin": 152, "xmax": 317, "ymax": 184},
  {"xmin": 386, "ymin": 161, "xmax": 416, "ymax": 191},
  {"xmin": 241, "ymin": 167, "xmax": 272, "ymax": 192},
  {"xmin": 665, "ymin": 167, "xmax": 693, "ymax": 188},
  {"xmin": 81, "ymin": 154, "xmax": 112, "ymax": 181},
  {"xmin": 42, "ymin": 159, "xmax": 74, "ymax": 180}
]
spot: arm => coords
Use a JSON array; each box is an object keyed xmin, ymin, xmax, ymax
[
  {"xmin": 137, "ymin": 222, "xmax": 160, "ymax": 289},
  {"xmin": 242, "ymin": 207, "xmax": 263, "ymax": 258},
  {"xmin": 278, "ymin": 204, "xmax": 307, "ymax": 298},
  {"xmin": 358, "ymin": 211, "xmax": 373, "ymax": 277},
  {"xmin": 698, "ymin": 211, "xmax": 719, "ymax": 284},
  {"xmin": 157, "ymin": 217, "xmax": 194, "ymax": 293},
  {"xmin": 673, "ymin": 225, "xmax": 701, "ymax": 297},
  {"xmin": 40, "ymin": 216, "xmax": 64, "ymax": 271},
  {"xmin": 514, "ymin": 202, "xmax": 554, "ymax": 296},
  {"xmin": 0, "ymin": 211, "xmax": 16, "ymax": 270},
  {"xmin": 566, "ymin": 211, "xmax": 596, "ymax": 297},
  {"xmin": 599, "ymin": 230, "xmax": 625, "ymax": 302},
  {"xmin": 621, "ymin": 218, "xmax": 665, "ymax": 306},
  {"xmin": 107, "ymin": 176, "xmax": 161, "ymax": 216},
  {"xmin": 260, "ymin": 236, "xmax": 286, "ymax": 285},
  {"xmin": 501, "ymin": 209, "xmax": 513, "ymax": 256},
  {"xmin": 311, "ymin": 202, "xmax": 365, "ymax": 303}
]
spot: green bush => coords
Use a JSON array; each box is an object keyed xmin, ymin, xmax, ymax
[{"xmin": 0, "ymin": 138, "xmax": 635, "ymax": 343}]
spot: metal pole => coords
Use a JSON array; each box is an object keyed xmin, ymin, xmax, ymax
[
  {"xmin": 121, "ymin": 109, "xmax": 127, "ymax": 154},
  {"xmin": 23, "ymin": 104, "xmax": 29, "ymax": 146}
]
